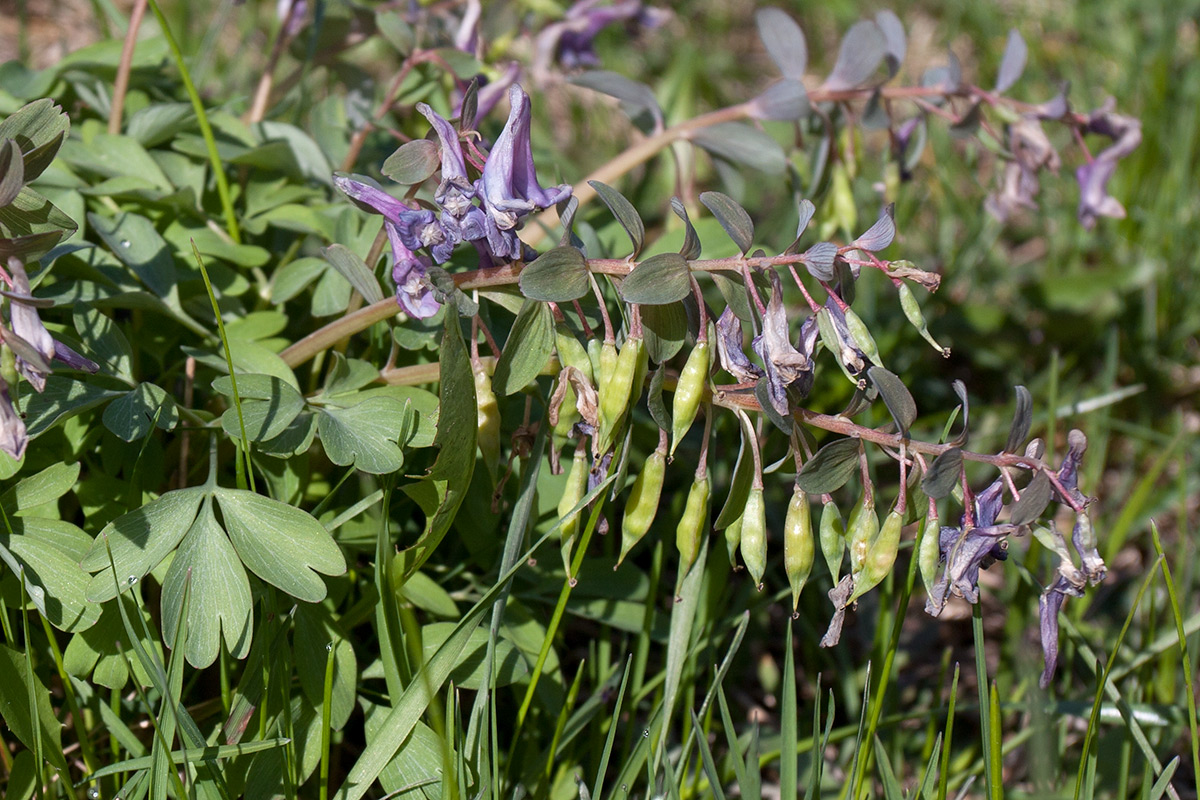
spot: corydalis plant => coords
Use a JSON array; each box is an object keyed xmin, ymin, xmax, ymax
[{"xmin": 335, "ymin": 84, "xmax": 569, "ymax": 318}]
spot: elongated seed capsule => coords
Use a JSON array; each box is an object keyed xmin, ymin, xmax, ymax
[
  {"xmin": 850, "ymin": 508, "xmax": 903, "ymax": 603},
  {"xmin": 675, "ymin": 474, "xmax": 710, "ymax": 578},
  {"xmin": 784, "ymin": 487, "xmax": 814, "ymax": 612},
  {"xmin": 558, "ymin": 446, "xmax": 589, "ymax": 578},
  {"xmin": 618, "ymin": 449, "xmax": 666, "ymax": 566},
  {"xmin": 898, "ymin": 283, "xmax": 949, "ymax": 356},
  {"xmin": 670, "ymin": 341, "xmax": 710, "ymax": 457},
  {"xmin": 556, "ymin": 324, "xmax": 593, "ymax": 382},
  {"xmin": 918, "ymin": 510, "xmax": 941, "ymax": 599},
  {"xmin": 475, "ymin": 370, "xmax": 500, "ymax": 481},
  {"xmin": 819, "ymin": 500, "xmax": 846, "ymax": 581},
  {"xmin": 725, "ymin": 513, "xmax": 744, "ymax": 569},
  {"xmin": 847, "ymin": 494, "xmax": 878, "ymax": 577},
  {"xmin": 598, "ymin": 336, "xmax": 642, "ymax": 452},
  {"xmin": 843, "ymin": 308, "xmax": 880, "ymax": 366},
  {"xmin": 740, "ymin": 486, "xmax": 768, "ymax": 587}
]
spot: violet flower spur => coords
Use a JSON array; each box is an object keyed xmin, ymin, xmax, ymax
[
  {"xmin": 5, "ymin": 257, "xmax": 55, "ymax": 393},
  {"xmin": 925, "ymin": 477, "xmax": 1014, "ymax": 615},
  {"xmin": 477, "ymin": 85, "xmax": 572, "ymax": 262},
  {"xmin": 1076, "ymin": 99, "xmax": 1141, "ymax": 230},
  {"xmin": 533, "ymin": 0, "xmax": 669, "ymax": 76},
  {"xmin": 333, "ymin": 175, "xmax": 440, "ymax": 319},
  {"xmin": 1039, "ymin": 573, "xmax": 1084, "ymax": 689},
  {"xmin": 0, "ymin": 381, "xmax": 26, "ymax": 461}
]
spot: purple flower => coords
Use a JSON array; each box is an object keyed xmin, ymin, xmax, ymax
[
  {"xmin": 751, "ymin": 270, "xmax": 814, "ymax": 415},
  {"xmin": 477, "ymin": 85, "xmax": 572, "ymax": 261},
  {"xmin": 6, "ymin": 258, "xmax": 55, "ymax": 393},
  {"xmin": 333, "ymin": 175, "xmax": 441, "ymax": 318},
  {"xmin": 1038, "ymin": 573, "xmax": 1084, "ymax": 689},
  {"xmin": 925, "ymin": 477, "xmax": 1014, "ymax": 616},
  {"xmin": 0, "ymin": 381, "xmax": 26, "ymax": 461},
  {"xmin": 533, "ymin": 1, "xmax": 669, "ymax": 75},
  {"xmin": 985, "ymin": 116, "xmax": 1060, "ymax": 223},
  {"xmin": 715, "ymin": 308, "xmax": 763, "ymax": 384},
  {"xmin": 276, "ymin": 0, "xmax": 307, "ymax": 37},
  {"xmin": 1075, "ymin": 99, "xmax": 1141, "ymax": 229}
]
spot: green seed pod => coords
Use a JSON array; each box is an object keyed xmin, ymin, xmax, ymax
[
  {"xmin": 558, "ymin": 446, "xmax": 589, "ymax": 578},
  {"xmin": 618, "ymin": 450, "xmax": 666, "ymax": 566},
  {"xmin": 847, "ymin": 494, "xmax": 878, "ymax": 577},
  {"xmin": 918, "ymin": 510, "xmax": 942, "ymax": 599},
  {"xmin": 740, "ymin": 486, "xmax": 768, "ymax": 588},
  {"xmin": 843, "ymin": 307, "xmax": 880, "ymax": 366},
  {"xmin": 598, "ymin": 336, "xmax": 643, "ymax": 452},
  {"xmin": 724, "ymin": 513, "xmax": 744, "ymax": 569},
  {"xmin": 475, "ymin": 370, "xmax": 500, "ymax": 480},
  {"xmin": 784, "ymin": 487, "xmax": 814, "ymax": 612},
  {"xmin": 670, "ymin": 341, "xmax": 710, "ymax": 457},
  {"xmin": 831, "ymin": 161, "xmax": 858, "ymax": 236},
  {"xmin": 819, "ymin": 500, "xmax": 846, "ymax": 582},
  {"xmin": 556, "ymin": 324, "xmax": 593, "ymax": 382},
  {"xmin": 675, "ymin": 474, "xmax": 710, "ymax": 578},
  {"xmin": 898, "ymin": 283, "xmax": 949, "ymax": 357},
  {"xmin": 850, "ymin": 509, "xmax": 903, "ymax": 603}
]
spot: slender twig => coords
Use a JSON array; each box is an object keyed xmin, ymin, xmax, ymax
[{"xmin": 108, "ymin": 0, "xmax": 149, "ymax": 134}]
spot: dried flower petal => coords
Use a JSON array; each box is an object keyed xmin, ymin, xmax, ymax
[
  {"xmin": 7, "ymin": 258, "xmax": 55, "ymax": 392},
  {"xmin": 0, "ymin": 382, "xmax": 27, "ymax": 460},
  {"xmin": 715, "ymin": 308, "xmax": 763, "ymax": 384}
]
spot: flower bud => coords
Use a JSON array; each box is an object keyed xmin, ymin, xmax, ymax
[
  {"xmin": 670, "ymin": 341, "xmax": 710, "ymax": 457},
  {"xmin": 740, "ymin": 486, "xmax": 768, "ymax": 588},
  {"xmin": 618, "ymin": 449, "xmax": 666, "ymax": 566},
  {"xmin": 819, "ymin": 500, "xmax": 846, "ymax": 582},
  {"xmin": 784, "ymin": 486, "xmax": 814, "ymax": 612}
]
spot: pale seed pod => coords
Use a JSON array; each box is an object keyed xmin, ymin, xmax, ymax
[
  {"xmin": 475, "ymin": 370, "xmax": 500, "ymax": 480},
  {"xmin": 898, "ymin": 283, "xmax": 949, "ymax": 357},
  {"xmin": 556, "ymin": 324, "xmax": 593, "ymax": 382},
  {"xmin": 618, "ymin": 449, "xmax": 666, "ymax": 566},
  {"xmin": 598, "ymin": 336, "xmax": 642, "ymax": 452},
  {"xmin": 740, "ymin": 486, "xmax": 768, "ymax": 588},
  {"xmin": 918, "ymin": 508, "xmax": 941, "ymax": 599},
  {"xmin": 819, "ymin": 500, "xmax": 846, "ymax": 581},
  {"xmin": 847, "ymin": 493, "xmax": 878, "ymax": 577},
  {"xmin": 850, "ymin": 509, "xmax": 903, "ymax": 603},
  {"xmin": 670, "ymin": 340, "xmax": 710, "ymax": 457},
  {"xmin": 784, "ymin": 486, "xmax": 814, "ymax": 612},
  {"xmin": 675, "ymin": 474, "xmax": 710, "ymax": 578},
  {"xmin": 725, "ymin": 513, "xmax": 744, "ymax": 569},
  {"xmin": 843, "ymin": 307, "xmax": 880, "ymax": 366},
  {"xmin": 558, "ymin": 446, "xmax": 589, "ymax": 578}
]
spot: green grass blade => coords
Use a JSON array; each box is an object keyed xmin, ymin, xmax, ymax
[
  {"xmin": 1149, "ymin": 757, "xmax": 1181, "ymax": 800},
  {"xmin": 653, "ymin": 535, "xmax": 708, "ymax": 772},
  {"xmin": 145, "ymin": 0, "xmax": 240, "ymax": 243},
  {"xmin": 717, "ymin": 687, "xmax": 750, "ymax": 797},
  {"xmin": 191, "ymin": 242, "xmax": 254, "ymax": 492},
  {"xmin": 81, "ymin": 739, "xmax": 292, "ymax": 782},
  {"xmin": 781, "ymin": 622, "xmax": 797, "ymax": 800},
  {"xmin": 1151, "ymin": 523, "xmax": 1200, "ymax": 800},
  {"xmin": 916, "ymin": 733, "xmax": 942, "ymax": 800},
  {"xmin": 690, "ymin": 709, "xmax": 726, "ymax": 800},
  {"xmin": 320, "ymin": 640, "xmax": 336, "ymax": 800},
  {"xmin": 592, "ymin": 655, "xmax": 633, "ymax": 799},
  {"xmin": 544, "ymin": 661, "xmax": 586, "ymax": 780},
  {"xmin": 1074, "ymin": 553, "xmax": 1161, "ymax": 800},
  {"xmin": 971, "ymin": 604, "xmax": 995, "ymax": 799},
  {"xmin": 937, "ymin": 663, "xmax": 960, "ymax": 800},
  {"xmin": 987, "ymin": 682, "xmax": 1002, "ymax": 800},
  {"xmin": 872, "ymin": 735, "xmax": 902, "ymax": 800}
]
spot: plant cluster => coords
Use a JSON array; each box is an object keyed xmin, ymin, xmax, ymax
[{"xmin": 0, "ymin": 1, "xmax": 1171, "ymax": 798}]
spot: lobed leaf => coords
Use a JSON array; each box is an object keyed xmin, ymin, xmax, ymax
[
  {"xmin": 0, "ymin": 98, "xmax": 70, "ymax": 181},
  {"xmin": 316, "ymin": 396, "xmax": 412, "ymax": 474}
]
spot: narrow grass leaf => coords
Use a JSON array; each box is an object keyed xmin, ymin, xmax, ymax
[
  {"xmin": 872, "ymin": 735, "xmax": 902, "ymax": 800},
  {"xmin": 691, "ymin": 709, "xmax": 727, "ymax": 800},
  {"xmin": 781, "ymin": 623, "xmax": 798, "ymax": 800}
]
